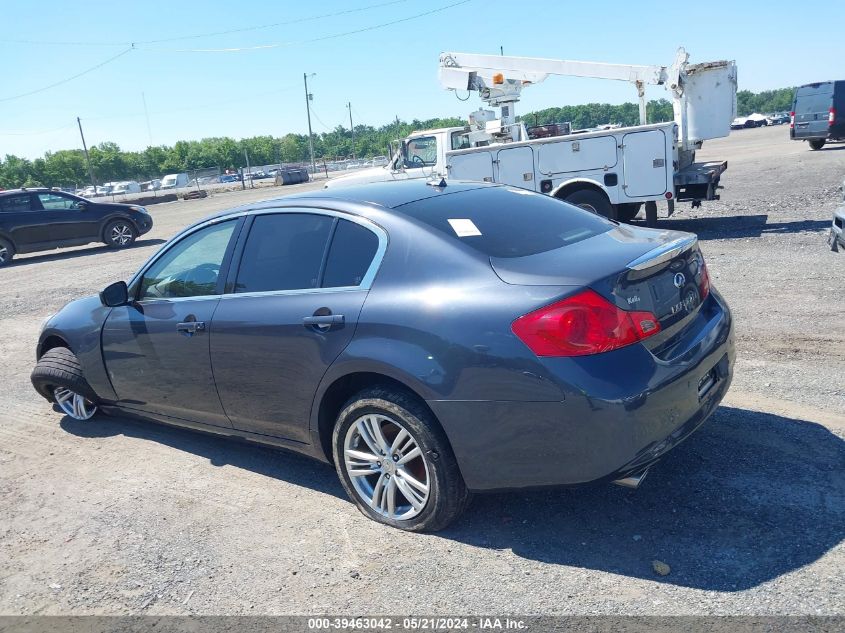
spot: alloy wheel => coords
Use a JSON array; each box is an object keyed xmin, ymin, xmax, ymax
[
  {"xmin": 0, "ymin": 245, "xmax": 8, "ymax": 264},
  {"xmin": 110, "ymin": 223, "xmax": 134, "ymax": 246},
  {"xmin": 343, "ymin": 413, "xmax": 431, "ymax": 520},
  {"xmin": 53, "ymin": 387, "xmax": 97, "ymax": 421}
]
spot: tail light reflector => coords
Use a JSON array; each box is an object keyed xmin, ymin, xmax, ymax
[
  {"xmin": 511, "ymin": 289, "xmax": 661, "ymax": 357},
  {"xmin": 789, "ymin": 111, "xmax": 795, "ymax": 129},
  {"xmin": 830, "ymin": 107, "xmax": 836, "ymax": 126}
]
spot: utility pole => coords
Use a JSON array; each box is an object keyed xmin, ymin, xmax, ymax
[
  {"xmin": 303, "ymin": 73, "xmax": 316, "ymax": 174},
  {"xmin": 347, "ymin": 102, "xmax": 355, "ymax": 160},
  {"xmin": 244, "ymin": 149, "xmax": 253, "ymax": 189},
  {"xmin": 76, "ymin": 117, "xmax": 97, "ymax": 188}
]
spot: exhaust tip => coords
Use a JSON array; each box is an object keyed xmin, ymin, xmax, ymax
[{"xmin": 612, "ymin": 469, "xmax": 649, "ymax": 489}]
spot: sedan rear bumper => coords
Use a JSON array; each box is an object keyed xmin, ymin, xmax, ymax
[{"xmin": 429, "ymin": 293, "xmax": 734, "ymax": 492}]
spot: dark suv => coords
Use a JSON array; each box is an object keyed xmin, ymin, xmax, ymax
[{"xmin": 0, "ymin": 188, "xmax": 153, "ymax": 266}]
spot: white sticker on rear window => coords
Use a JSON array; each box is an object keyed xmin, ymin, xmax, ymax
[{"xmin": 447, "ymin": 218, "xmax": 482, "ymax": 237}]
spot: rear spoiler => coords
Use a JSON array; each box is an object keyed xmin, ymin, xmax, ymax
[{"xmin": 626, "ymin": 235, "xmax": 697, "ymax": 271}]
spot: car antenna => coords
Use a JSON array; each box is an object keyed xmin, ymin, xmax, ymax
[{"xmin": 426, "ymin": 177, "xmax": 447, "ymax": 188}]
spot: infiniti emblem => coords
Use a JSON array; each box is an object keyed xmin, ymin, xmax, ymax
[{"xmin": 673, "ymin": 272, "xmax": 686, "ymax": 288}]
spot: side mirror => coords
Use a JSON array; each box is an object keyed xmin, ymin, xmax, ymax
[
  {"xmin": 99, "ymin": 281, "xmax": 129, "ymax": 307},
  {"xmin": 76, "ymin": 201, "xmax": 88, "ymax": 211}
]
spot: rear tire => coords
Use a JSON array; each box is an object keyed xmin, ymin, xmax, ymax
[
  {"xmin": 31, "ymin": 347, "xmax": 99, "ymax": 419},
  {"xmin": 103, "ymin": 220, "xmax": 137, "ymax": 248},
  {"xmin": 808, "ymin": 139, "xmax": 826, "ymax": 150},
  {"xmin": 332, "ymin": 386, "xmax": 470, "ymax": 532},
  {"xmin": 561, "ymin": 189, "xmax": 614, "ymax": 219},
  {"xmin": 0, "ymin": 237, "xmax": 14, "ymax": 267}
]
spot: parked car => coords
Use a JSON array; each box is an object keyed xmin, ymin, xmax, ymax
[
  {"xmin": 731, "ymin": 113, "xmax": 767, "ymax": 129},
  {"xmin": 766, "ymin": 112, "xmax": 790, "ymax": 126},
  {"xmin": 790, "ymin": 81, "xmax": 845, "ymax": 150},
  {"xmin": 829, "ymin": 178, "xmax": 845, "ymax": 252},
  {"xmin": 0, "ymin": 188, "xmax": 153, "ymax": 266},
  {"xmin": 30, "ymin": 181, "xmax": 733, "ymax": 531},
  {"xmin": 77, "ymin": 186, "xmax": 97, "ymax": 198},
  {"xmin": 218, "ymin": 174, "xmax": 240, "ymax": 184}
]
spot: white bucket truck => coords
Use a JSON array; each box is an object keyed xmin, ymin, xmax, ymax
[{"xmin": 327, "ymin": 48, "xmax": 737, "ymax": 226}]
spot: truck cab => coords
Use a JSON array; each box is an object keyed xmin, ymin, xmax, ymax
[{"xmin": 325, "ymin": 127, "xmax": 466, "ymax": 189}]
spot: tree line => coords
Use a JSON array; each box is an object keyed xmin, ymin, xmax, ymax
[{"xmin": 0, "ymin": 87, "xmax": 797, "ymax": 190}]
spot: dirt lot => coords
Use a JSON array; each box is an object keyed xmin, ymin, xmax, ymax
[{"xmin": 1, "ymin": 125, "xmax": 843, "ymax": 616}]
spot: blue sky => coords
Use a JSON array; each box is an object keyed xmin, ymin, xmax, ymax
[{"xmin": 2, "ymin": 0, "xmax": 842, "ymax": 159}]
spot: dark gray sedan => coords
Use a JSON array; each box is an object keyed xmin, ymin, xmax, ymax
[{"xmin": 31, "ymin": 181, "xmax": 734, "ymax": 531}]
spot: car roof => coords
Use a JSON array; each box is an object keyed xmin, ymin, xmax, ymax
[{"xmin": 208, "ymin": 180, "xmax": 501, "ymax": 222}]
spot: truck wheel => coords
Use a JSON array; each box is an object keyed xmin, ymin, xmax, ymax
[
  {"xmin": 561, "ymin": 189, "xmax": 613, "ymax": 218},
  {"xmin": 808, "ymin": 139, "xmax": 826, "ymax": 150},
  {"xmin": 616, "ymin": 203, "xmax": 642, "ymax": 223},
  {"xmin": 645, "ymin": 201, "xmax": 658, "ymax": 227}
]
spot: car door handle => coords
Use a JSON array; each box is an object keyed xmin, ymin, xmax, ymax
[
  {"xmin": 303, "ymin": 314, "xmax": 344, "ymax": 326},
  {"xmin": 176, "ymin": 320, "xmax": 206, "ymax": 335}
]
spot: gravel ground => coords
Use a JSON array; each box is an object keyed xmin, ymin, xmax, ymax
[{"xmin": 0, "ymin": 125, "xmax": 842, "ymax": 617}]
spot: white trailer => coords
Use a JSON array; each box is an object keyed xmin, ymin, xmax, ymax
[{"xmin": 327, "ymin": 48, "xmax": 737, "ymax": 226}]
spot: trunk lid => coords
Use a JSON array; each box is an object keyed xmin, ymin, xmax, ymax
[{"xmin": 490, "ymin": 223, "xmax": 709, "ymax": 338}]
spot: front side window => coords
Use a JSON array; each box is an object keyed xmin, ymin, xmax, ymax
[
  {"xmin": 235, "ymin": 213, "xmax": 333, "ymax": 293},
  {"xmin": 140, "ymin": 220, "xmax": 236, "ymax": 299},
  {"xmin": 403, "ymin": 136, "xmax": 437, "ymax": 168},
  {"xmin": 0, "ymin": 194, "xmax": 34, "ymax": 213},
  {"xmin": 37, "ymin": 192, "xmax": 82, "ymax": 210}
]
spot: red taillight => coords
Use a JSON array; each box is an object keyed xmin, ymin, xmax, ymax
[
  {"xmin": 830, "ymin": 107, "xmax": 836, "ymax": 126},
  {"xmin": 789, "ymin": 111, "xmax": 795, "ymax": 129},
  {"xmin": 699, "ymin": 257, "xmax": 711, "ymax": 299},
  {"xmin": 511, "ymin": 289, "xmax": 661, "ymax": 357}
]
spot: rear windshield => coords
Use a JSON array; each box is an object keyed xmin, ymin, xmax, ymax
[
  {"xmin": 795, "ymin": 84, "xmax": 834, "ymax": 108},
  {"xmin": 397, "ymin": 186, "xmax": 611, "ymax": 258}
]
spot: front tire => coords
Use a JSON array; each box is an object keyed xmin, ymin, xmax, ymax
[
  {"xmin": 332, "ymin": 387, "xmax": 469, "ymax": 532},
  {"xmin": 31, "ymin": 347, "xmax": 99, "ymax": 420},
  {"xmin": 103, "ymin": 219, "xmax": 137, "ymax": 248},
  {"xmin": 0, "ymin": 237, "xmax": 14, "ymax": 267},
  {"xmin": 808, "ymin": 139, "xmax": 826, "ymax": 150}
]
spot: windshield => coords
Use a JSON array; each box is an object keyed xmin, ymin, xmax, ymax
[{"xmin": 402, "ymin": 136, "xmax": 437, "ymax": 169}]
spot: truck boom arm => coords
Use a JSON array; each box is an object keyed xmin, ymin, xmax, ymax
[{"xmin": 439, "ymin": 49, "xmax": 736, "ymax": 151}]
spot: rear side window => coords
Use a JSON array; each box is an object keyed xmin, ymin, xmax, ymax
[
  {"xmin": 235, "ymin": 213, "xmax": 333, "ymax": 293},
  {"xmin": 397, "ymin": 186, "xmax": 611, "ymax": 258},
  {"xmin": 323, "ymin": 219, "xmax": 380, "ymax": 288},
  {"xmin": 0, "ymin": 194, "xmax": 33, "ymax": 213}
]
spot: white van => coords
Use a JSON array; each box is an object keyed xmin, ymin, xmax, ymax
[
  {"xmin": 112, "ymin": 181, "xmax": 142, "ymax": 195},
  {"xmin": 160, "ymin": 173, "xmax": 190, "ymax": 189}
]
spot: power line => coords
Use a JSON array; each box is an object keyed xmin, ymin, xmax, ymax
[
  {"xmin": 0, "ymin": 0, "xmax": 411, "ymax": 47},
  {"xmin": 141, "ymin": 0, "xmax": 411, "ymax": 44},
  {"xmin": 140, "ymin": 0, "xmax": 471, "ymax": 53},
  {"xmin": 0, "ymin": 48, "xmax": 133, "ymax": 103},
  {"xmin": 0, "ymin": 120, "xmax": 77, "ymax": 136}
]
